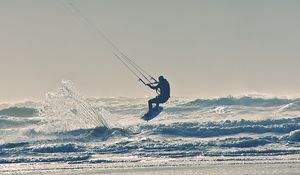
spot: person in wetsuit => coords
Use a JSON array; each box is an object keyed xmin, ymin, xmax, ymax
[{"xmin": 147, "ymin": 76, "xmax": 170, "ymax": 113}]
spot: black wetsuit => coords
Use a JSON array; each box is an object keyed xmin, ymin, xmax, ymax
[{"xmin": 148, "ymin": 78, "xmax": 170, "ymax": 111}]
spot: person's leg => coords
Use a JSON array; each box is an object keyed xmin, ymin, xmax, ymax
[
  {"xmin": 154, "ymin": 101, "xmax": 159, "ymax": 110},
  {"xmin": 148, "ymin": 98, "xmax": 157, "ymax": 112},
  {"xmin": 154, "ymin": 96, "xmax": 169, "ymax": 110}
]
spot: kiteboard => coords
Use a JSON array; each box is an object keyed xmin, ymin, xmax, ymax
[{"xmin": 142, "ymin": 107, "xmax": 163, "ymax": 121}]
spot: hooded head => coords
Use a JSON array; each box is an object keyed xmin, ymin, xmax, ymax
[{"xmin": 159, "ymin": 76, "xmax": 164, "ymax": 82}]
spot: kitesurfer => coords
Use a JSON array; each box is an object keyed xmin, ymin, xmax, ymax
[{"xmin": 147, "ymin": 76, "xmax": 170, "ymax": 113}]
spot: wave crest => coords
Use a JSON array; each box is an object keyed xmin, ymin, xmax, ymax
[
  {"xmin": 185, "ymin": 96, "xmax": 297, "ymax": 107},
  {"xmin": 39, "ymin": 80, "xmax": 109, "ymax": 133}
]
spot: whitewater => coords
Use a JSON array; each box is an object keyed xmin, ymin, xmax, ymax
[{"xmin": 1, "ymin": 80, "xmax": 300, "ymax": 174}]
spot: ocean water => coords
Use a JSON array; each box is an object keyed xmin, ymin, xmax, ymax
[{"xmin": 1, "ymin": 80, "xmax": 300, "ymax": 172}]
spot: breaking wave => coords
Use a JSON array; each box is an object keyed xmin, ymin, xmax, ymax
[
  {"xmin": 290, "ymin": 129, "xmax": 300, "ymax": 142},
  {"xmin": 185, "ymin": 96, "xmax": 299, "ymax": 107},
  {"xmin": 39, "ymin": 80, "xmax": 109, "ymax": 133}
]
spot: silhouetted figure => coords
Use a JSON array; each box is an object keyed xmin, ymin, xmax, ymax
[{"xmin": 147, "ymin": 76, "xmax": 170, "ymax": 113}]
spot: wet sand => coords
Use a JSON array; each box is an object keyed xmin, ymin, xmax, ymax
[{"xmin": 2, "ymin": 163, "xmax": 300, "ymax": 175}]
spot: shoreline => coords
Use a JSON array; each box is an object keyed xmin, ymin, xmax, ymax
[{"xmin": 1, "ymin": 162, "xmax": 300, "ymax": 175}]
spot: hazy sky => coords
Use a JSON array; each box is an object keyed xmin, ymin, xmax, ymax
[{"xmin": 1, "ymin": 0, "xmax": 300, "ymax": 102}]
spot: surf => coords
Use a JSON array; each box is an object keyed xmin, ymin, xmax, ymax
[{"xmin": 39, "ymin": 80, "xmax": 109, "ymax": 133}]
